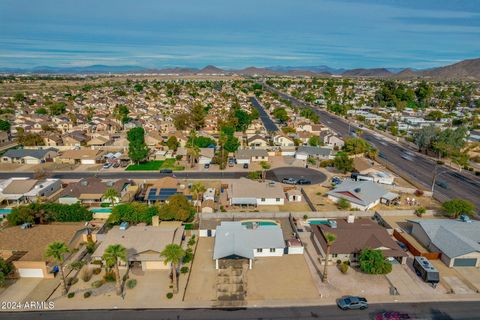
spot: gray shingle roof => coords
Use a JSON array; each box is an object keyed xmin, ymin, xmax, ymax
[
  {"xmin": 327, "ymin": 180, "xmax": 388, "ymax": 206},
  {"xmin": 410, "ymin": 219, "xmax": 480, "ymax": 258},
  {"xmin": 296, "ymin": 146, "xmax": 333, "ymax": 157},
  {"xmin": 3, "ymin": 148, "xmax": 57, "ymax": 159},
  {"xmin": 213, "ymin": 222, "xmax": 285, "ymax": 259}
]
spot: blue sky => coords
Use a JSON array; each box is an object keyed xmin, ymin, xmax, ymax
[{"xmin": 0, "ymin": 0, "xmax": 479, "ymax": 69}]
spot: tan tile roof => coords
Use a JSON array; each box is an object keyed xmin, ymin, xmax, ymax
[{"xmin": 3, "ymin": 180, "xmax": 38, "ymax": 194}]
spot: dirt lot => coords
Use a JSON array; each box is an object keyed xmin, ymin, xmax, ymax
[
  {"xmin": 302, "ymin": 185, "xmax": 338, "ymax": 211},
  {"xmin": 184, "ymin": 237, "xmax": 217, "ymax": 302},
  {"xmin": 247, "ymin": 255, "xmax": 319, "ymax": 301}
]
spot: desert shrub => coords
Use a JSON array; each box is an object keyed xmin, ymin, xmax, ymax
[
  {"xmin": 180, "ymin": 266, "xmax": 189, "ymax": 274},
  {"xmin": 415, "ymin": 207, "xmax": 426, "ymax": 217},
  {"xmin": 126, "ymin": 279, "xmax": 137, "ymax": 289},
  {"xmin": 336, "ymin": 260, "xmax": 342, "ymax": 265},
  {"xmin": 91, "ymin": 260, "xmax": 103, "ymax": 266},
  {"xmin": 70, "ymin": 260, "xmax": 85, "ymax": 271},
  {"xmin": 67, "ymin": 277, "xmax": 78, "ymax": 286},
  {"xmin": 303, "ymin": 214, "xmax": 309, "ymax": 220},
  {"xmin": 86, "ymin": 240, "xmax": 96, "ymax": 254},
  {"xmin": 166, "ymin": 292, "xmax": 173, "ymax": 299},
  {"xmin": 80, "ymin": 269, "xmax": 92, "ymax": 282},
  {"xmin": 414, "ymin": 190, "xmax": 424, "ymax": 197},
  {"xmin": 358, "ymin": 249, "xmax": 392, "ymax": 275},
  {"xmin": 91, "ymin": 280, "xmax": 104, "ymax": 288},
  {"xmin": 187, "ymin": 237, "xmax": 196, "ymax": 247},
  {"xmin": 67, "ymin": 292, "xmax": 75, "ymax": 299},
  {"xmin": 103, "ymin": 271, "xmax": 116, "ymax": 282},
  {"xmin": 84, "ymin": 291, "xmax": 91, "ymax": 298},
  {"xmin": 92, "ymin": 268, "xmax": 101, "ymax": 275},
  {"xmin": 220, "ymin": 205, "xmax": 226, "ymax": 212},
  {"xmin": 336, "ymin": 198, "xmax": 351, "ymax": 210},
  {"xmin": 339, "ymin": 261, "xmax": 349, "ymax": 274},
  {"xmin": 183, "ymin": 248, "xmax": 193, "ymax": 264}
]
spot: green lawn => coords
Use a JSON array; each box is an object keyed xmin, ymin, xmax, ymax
[{"xmin": 126, "ymin": 159, "xmax": 185, "ymax": 171}]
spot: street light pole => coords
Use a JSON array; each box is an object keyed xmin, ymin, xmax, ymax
[{"xmin": 431, "ymin": 164, "xmax": 447, "ymax": 194}]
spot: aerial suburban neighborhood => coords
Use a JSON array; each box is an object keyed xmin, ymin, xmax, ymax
[{"xmin": 0, "ymin": 1, "xmax": 480, "ymax": 319}]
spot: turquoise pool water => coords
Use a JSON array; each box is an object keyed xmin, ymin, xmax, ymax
[
  {"xmin": 90, "ymin": 208, "xmax": 112, "ymax": 213},
  {"xmin": 0, "ymin": 208, "xmax": 12, "ymax": 215},
  {"xmin": 308, "ymin": 220, "xmax": 330, "ymax": 225},
  {"xmin": 241, "ymin": 221, "xmax": 278, "ymax": 228}
]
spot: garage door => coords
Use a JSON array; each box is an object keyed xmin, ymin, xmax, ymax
[
  {"xmin": 142, "ymin": 261, "xmax": 168, "ymax": 270},
  {"xmin": 453, "ymin": 258, "xmax": 477, "ymax": 267},
  {"xmin": 18, "ymin": 268, "xmax": 44, "ymax": 278}
]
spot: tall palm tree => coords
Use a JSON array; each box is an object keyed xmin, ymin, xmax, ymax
[
  {"xmin": 44, "ymin": 242, "xmax": 70, "ymax": 295},
  {"xmin": 259, "ymin": 161, "xmax": 271, "ymax": 182},
  {"xmin": 187, "ymin": 145, "xmax": 200, "ymax": 168},
  {"xmin": 160, "ymin": 244, "xmax": 185, "ymax": 294},
  {"xmin": 322, "ymin": 232, "xmax": 337, "ymax": 282},
  {"xmin": 103, "ymin": 188, "xmax": 119, "ymax": 206},
  {"xmin": 218, "ymin": 132, "xmax": 227, "ymax": 170},
  {"xmin": 102, "ymin": 244, "xmax": 128, "ymax": 296},
  {"xmin": 191, "ymin": 182, "xmax": 206, "ymax": 218}
]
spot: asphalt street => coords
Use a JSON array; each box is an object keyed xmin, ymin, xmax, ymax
[
  {"xmin": 263, "ymin": 83, "xmax": 480, "ymax": 211},
  {"xmin": 249, "ymin": 96, "xmax": 279, "ymax": 132},
  {"xmin": 2, "ymin": 301, "xmax": 479, "ymax": 320}
]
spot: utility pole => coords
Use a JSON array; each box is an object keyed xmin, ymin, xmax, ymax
[{"xmin": 431, "ymin": 164, "xmax": 448, "ymax": 194}]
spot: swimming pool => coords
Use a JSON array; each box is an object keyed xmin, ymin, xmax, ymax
[
  {"xmin": 0, "ymin": 208, "xmax": 12, "ymax": 215},
  {"xmin": 241, "ymin": 220, "xmax": 278, "ymax": 228},
  {"xmin": 307, "ymin": 219, "xmax": 330, "ymax": 225},
  {"xmin": 90, "ymin": 208, "xmax": 112, "ymax": 213}
]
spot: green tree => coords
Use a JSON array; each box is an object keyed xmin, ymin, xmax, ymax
[
  {"xmin": 336, "ymin": 198, "xmax": 351, "ymax": 210},
  {"xmin": 358, "ymin": 249, "xmax": 392, "ymax": 274},
  {"xmin": 166, "ymin": 136, "xmax": 179, "ymax": 151},
  {"xmin": 158, "ymin": 194, "xmax": 195, "ymax": 222},
  {"xmin": 0, "ymin": 257, "xmax": 12, "ymax": 287},
  {"xmin": 308, "ymin": 136, "xmax": 321, "ymax": 147},
  {"xmin": 191, "ymin": 103, "xmax": 206, "ymax": 130},
  {"xmin": 218, "ymin": 132, "xmax": 228, "ymax": 169},
  {"xmin": 113, "ymin": 104, "xmax": 130, "ymax": 124},
  {"xmin": 0, "ymin": 120, "xmax": 11, "ymax": 132},
  {"xmin": 272, "ymin": 107, "xmax": 289, "ymax": 123},
  {"xmin": 48, "ymin": 102, "xmax": 67, "ymax": 116},
  {"xmin": 18, "ymin": 133, "xmax": 45, "ymax": 146},
  {"xmin": 233, "ymin": 109, "xmax": 252, "ymax": 132},
  {"xmin": 442, "ymin": 199, "xmax": 475, "ymax": 219},
  {"xmin": 260, "ymin": 161, "xmax": 271, "ymax": 181},
  {"xmin": 127, "ymin": 127, "xmax": 149, "ymax": 163},
  {"xmin": 173, "ymin": 113, "xmax": 191, "ymax": 131},
  {"xmin": 103, "ymin": 188, "xmax": 119, "ymax": 206},
  {"xmin": 191, "ymin": 183, "xmax": 206, "ymax": 218},
  {"xmin": 224, "ymin": 135, "xmax": 240, "ymax": 152},
  {"xmin": 334, "ymin": 152, "xmax": 353, "ymax": 173},
  {"xmin": 160, "ymin": 244, "xmax": 186, "ymax": 294},
  {"xmin": 44, "ymin": 242, "xmax": 70, "ymax": 295},
  {"xmin": 102, "ymin": 244, "xmax": 127, "ymax": 296},
  {"xmin": 35, "ymin": 108, "xmax": 48, "ymax": 115},
  {"xmin": 343, "ymin": 138, "xmax": 372, "ymax": 155},
  {"xmin": 322, "ymin": 232, "xmax": 336, "ymax": 282}
]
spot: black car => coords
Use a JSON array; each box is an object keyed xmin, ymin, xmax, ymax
[
  {"xmin": 159, "ymin": 169, "xmax": 173, "ymax": 174},
  {"xmin": 297, "ymin": 178, "xmax": 311, "ymax": 185},
  {"xmin": 243, "ymin": 163, "xmax": 249, "ymax": 169}
]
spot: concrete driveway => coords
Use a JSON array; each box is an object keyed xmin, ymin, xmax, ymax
[{"xmin": 0, "ymin": 278, "xmax": 43, "ymax": 304}]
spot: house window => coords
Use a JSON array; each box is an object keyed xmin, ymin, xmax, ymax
[
  {"xmin": 332, "ymin": 254, "xmax": 338, "ymax": 258},
  {"xmin": 269, "ymin": 248, "xmax": 275, "ymax": 253},
  {"xmin": 276, "ymin": 198, "xmax": 280, "ymax": 202},
  {"xmin": 257, "ymin": 248, "xmax": 263, "ymax": 253},
  {"xmin": 261, "ymin": 198, "xmax": 265, "ymax": 202}
]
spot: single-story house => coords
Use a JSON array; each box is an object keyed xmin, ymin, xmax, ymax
[
  {"xmin": 0, "ymin": 178, "xmax": 62, "ymax": 204},
  {"xmin": 0, "ymin": 223, "xmax": 86, "ymax": 278},
  {"xmin": 247, "ymin": 135, "xmax": 269, "ymax": 148},
  {"xmin": 92, "ymin": 222, "xmax": 184, "ymax": 271},
  {"xmin": 273, "ymin": 135, "xmax": 295, "ymax": 147},
  {"xmin": 295, "ymin": 146, "xmax": 334, "ymax": 160},
  {"xmin": 408, "ymin": 219, "xmax": 480, "ymax": 267},
  {"xmin": 57, "ymin": 149, "xmax": 104, "ymax": 165},
  {"xmin": 311, "ymin": 217, "xmax": 407, "ymax": 265},
  {"xmin": 213, "ymin": 221, "xmax": 285, "ymax": 269},
  {"xmin": 235, "ymin": 149, "xmax": 269, "ymax": 164},
  {"xmin": 198, "ymin": 148, "xmax": 215, "ymax": 165},
  {"xmin": 2, "ymin": 148, "xmax": 58, "ymax": 164},
  {"xmin": 320, "ymin": 132, "xmax": 344, "ymax": 148},
  {"xmin": 228, "ymin": 178, "xmax": 285, "ymax": 206},
  {"xmin": 58, "ymin": 177, "xmax": 132, "ymax": 205},
  {"xmin": 327, "ymin": 180, "xmax": 397, "ymax": 211},
  {"xmin": 142, "ymin": 177, "xmax": 191, "ymax": 204}
]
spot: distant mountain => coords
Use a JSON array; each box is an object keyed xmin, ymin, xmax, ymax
[
  {"xmin": 1, "ymin": 58, "xmax": 479, "ymax": 80},
  {"xmin": 342, "ymin": 68, "xmax": 393, "ymax": 77},
  {"xmin": 417, "ymin": 58, "xmax": 480, "ymax": 80}
]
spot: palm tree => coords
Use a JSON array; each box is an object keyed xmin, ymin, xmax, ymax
[
  {"xmin": 322, "ymin": 232, "xmax": 337, "ymax": 282},
  {"xmin": 187, "ymin": 145, "xmax": 200, "ymax": 168},
  {"xmin": 44, "ymin": 242, "xmax": 70, "ymax": 295},
  {"xmin": 102, "ymin": 244, "xmax": 128, "ymax": 296},
  {"xmin": 160, "ymin": 244, "xmax": 185, "ymax": 294},
  {"xmin": 259, "ymin": 161, "xmax": 271, "ymax": 182},
  {"xmin": 103, "ymin": 188, "xmax": 119, "ymax": 206},
  {"xmin": 218, "ymin": 132, "xmax": 227, "ymax": 170},
  {"xmin": 191, "ymin": 182, "xmax": 206, "ymax": 218}
]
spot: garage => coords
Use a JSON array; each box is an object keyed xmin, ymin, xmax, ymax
[
  {"xmin": 18, "ymin": 268, "xmax": 44, "ymax": 278},
  {"xmin": 453, "ymin": 258, "xmax": 477, "ymax": 267},
  {"xmin": 142, "ymin": 261, "xmax": 169, "ymax": 270}
]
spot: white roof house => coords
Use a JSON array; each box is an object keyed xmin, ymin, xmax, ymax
[
  {"xmin": 213, "ymin": 221, "xmax": 285, "ymax": 269},
  {"xmin": 228, "ymin": 178, "xmax": 285, "ymax": 206},
  {"xmin": 327, "ymin": 180, "xmax": 392, "ymax": 211}
]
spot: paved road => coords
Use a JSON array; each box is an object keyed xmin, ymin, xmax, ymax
[
  {"xmin": 249, "ymin": 96, "xmax": 279, "ymax": 132},
  {"xmin": 2, "ymin": 301, "xmax": 479, "ymax": 319},
  {"xmin": 267, "ymin": 167, "xmax": 327, "ymax": 184},
  {"xmin": 263, "ymin": 83, "xmax": 480, "ymax": 211},
  {"xmin": 0, "ymin": 168, "xmax": 326, "ymax": 184}
]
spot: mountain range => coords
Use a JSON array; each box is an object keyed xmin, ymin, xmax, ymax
[{"xmin": 1, "ymin": 58, "xmax": 479, "ymax": 80}]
